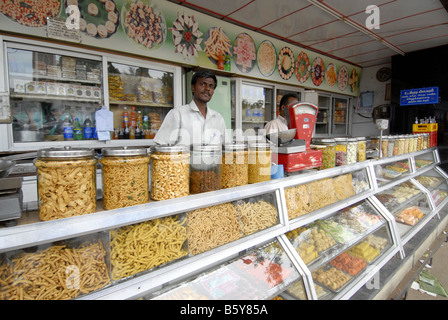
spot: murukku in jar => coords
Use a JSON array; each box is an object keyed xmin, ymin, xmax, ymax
[
  {"xmin": 34, "ymin": 147, "xmax": 97, "ymax": 221},
  {"xmin": 222, "ymin": 142, "xmax": 248, "ymax": 188},
  {"xmin": 100, "ymin": 147, "xmax": 150, "ymax": 210}
]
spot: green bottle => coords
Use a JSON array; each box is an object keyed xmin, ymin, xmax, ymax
[{"xmin": 73, "ymin": 117, "xmax": 83, "ymax": 140}]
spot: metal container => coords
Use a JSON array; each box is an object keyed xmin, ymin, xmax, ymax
[
  {"xmin": 150, "ymin": 145, "xmax": 190, "ymax": 201},
  {"xmin": 248, "ymin": 142, "xmax": 271, "ymax": 184},
  {"xmin": 34, "ymin": 147, "xmax": 97, "ymax": 221},
  {"xmin": 222, "ymin": 142, "xmax": 248, "ymax": 188},
  {"xmin": 100, "ymin": 146, "xmax": 150, "ymax": 210},
  {"xmin": 190, "ymin": 144, "xmax": 222, "ymax": 194},
  {"xmin": 0, "ymin": 160, "xmax": 15, "ymax": 178}
]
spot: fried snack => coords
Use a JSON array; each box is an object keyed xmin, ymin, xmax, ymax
[
  {"xmin": 187, "ymin": 203, "xmax": 241, "ymax": 255},
  {"xmin": 35, "ymin": 158, "xmax": 96, "ymax": 221},
  {"xmin": 0, "ymin": 241, "xmax": 110, "ymax": 300},
  {"xmin": 333, "ymin": 174, "xmax": 355, "ymax": 201},
  {"xmin": 312, "ymin": 267, "xmax": 351, "ymax": 291},
  {"xmin": 221, "ymin": 150, "xmax": 248, "ymax": 188},
  {"xmin": 237, "ymin": 200, "xmax": 278, "ymax": 236},
  {"xmin": 110, "ymin": 215, "xmax": 188, "ymax": 280},
  {"xmin": 248, "ymin": 149, "xmax": 271, "ymax": 184},
  {"xmin": 100, "ymin": 156, "xmax": 149, "ymax": 210},
  {"xmin": 151, "ymin": 153, "xmax": 190, "ymax": 200},
  {"xmin": 190, "ymin": 170, "xmax": 221, "ymax": 194},
  {"xmin": 309, "ymin": 178, "xmax": 337, "ymax": 211}
]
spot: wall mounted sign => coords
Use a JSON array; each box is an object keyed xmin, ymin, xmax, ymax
[{"xmin": 400, "ymin": 87, "xmax": 439, "ymax": 106}]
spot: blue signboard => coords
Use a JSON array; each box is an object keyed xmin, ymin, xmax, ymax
[{"xmin": 400, "ymin": 87, "xmax": 439, "ymax": 106}]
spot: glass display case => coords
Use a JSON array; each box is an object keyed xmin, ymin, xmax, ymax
[
  {"xmin": 107, "ymin": 61, "xmax": 174, "ymax": 140},
  {"xmin": 374, "ymin": 159, "xmax": 412, "ymax": 187},
  {"xmin": 7, "ymin": 44, "xmax": 102, "ymax": 143}
]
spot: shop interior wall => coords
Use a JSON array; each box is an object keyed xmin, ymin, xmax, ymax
[
  {"xmin": 391, "ymin": 45, "xmax": 448, "ymax": 171},
  {"xmin": 351, "ymin": 64, "xmax": 391, "ymax": 138}
]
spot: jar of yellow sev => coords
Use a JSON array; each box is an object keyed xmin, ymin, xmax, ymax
[
  {"xmin": 34, "ymin": 146, "xmax": 97, "ymax": 221},
  {"xmin": 100, "ymin": 146, "xmax": 149, "ymax": 210},
  {"xmin": 248, "ymin": 142, "xmax": 271, "ymax": 184},
  {"xmin": 222, "ymin": 142, "xmax": 248, "ymax": 188}
]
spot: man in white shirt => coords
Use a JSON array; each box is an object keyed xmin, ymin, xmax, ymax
[
  {"xmin": 154, "ymin": 69, "xmax": 229, "ymax": 145},
  {"xmin": 264, "ymin": 93, "xmax": 299, "ymax": 135}
]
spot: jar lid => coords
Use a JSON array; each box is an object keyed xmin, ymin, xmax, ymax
[
  {"xmin": 152, "ymin": 144, "xmax": 190, "ymax": 153},
  {"xmin": 312, "ymin": 138, "xmax": 336, "ymax": 145},
  {"xmin": 101, "ymin": 146, "xmax": 148, "ymax": 157},
  {"xmin": 356, "ymin": 137, "xmax": 366, "ymax": 141},
  {"xmin": 37, "ymin": 146, "xmax": 95, "ymax": 158},
  {"xmin": 223, "ymin": 142, "xmax": 247, "ymax": 151},
  {"xmin": 191, "ymin": 144, "xmax": 222, "ymax": 152},
  {"xmin": 334, "ymin": 137, "xmax": 347, "ymax": 142},
  {"xmin": 249, "ymin": 142, "xmax": 271, "ymax": 149},
  {"xmin": 347, "ymin": 137, "xmax": 357, "ymax": 142}
]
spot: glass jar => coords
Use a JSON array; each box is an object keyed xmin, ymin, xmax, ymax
[
  {"xmin": 34, "ymin": 147, "xmax": 97, "ymax": 221},
  {"xmin": 410, "ymin": 134, "xmax": 417, "ymax": 153},
  {"xmin": 150, "ymin": 145, "xmax": 190, "ymax": 200},
  {"xmin": 393, "ymin": 135, "xmax": 399, "ymax": 156},
  {"xmin": 346, "ymin": 138, "xmax": 358, "ymax": 164},
  {"xmin": 387, "ymin": 136, "xmax": 395, "ymax": 157},
  {"xmin": 190, "ymin": 144, "xmax": 222, "ymax": 194},
  {"xmin": 100, "ymin": 146, "xmax": 150, "ymax": 210},
  {"xmin": 248, "ymin": 142, "xmax": 271, "ymax": 183},
  {"xmin": 423, "ymin": 133, "xmax": 430, "ymax": 149},
  {"xmin": 380, "ymin": 136, "xmax": 388, "ymax": 158},
  {"xmin": 222, "ymin": 142, "xmax": 248, "ymax": 188},
  {"xmin": 334, "ymin": 137, "xmax": 347, "ymax": 166},
  {"xmin": 397, "ymin": 135, "xmax": 405, "ymax": 155},
  {"xmin": 356, "ymin": 137, "xmax": 366, "ymax": 162},
  {"xmin": 403, "ymin": 135, "xmax": 410, "ymax": 154},
  {"xmin": 417, "ymin": 134, "xmax": 423, "ymax": 151},
  {"xmin": 313, "ymin": 138, "xmax": 336, "ymax": 169}
]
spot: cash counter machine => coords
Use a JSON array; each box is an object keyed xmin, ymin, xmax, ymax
[{"xmin": 268, "ymin": 102, "xmax": 322, "ymax": 174}]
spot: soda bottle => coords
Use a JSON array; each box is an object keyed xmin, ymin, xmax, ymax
[
  {"xmin": 118, "ymin": 126, "xmax": 124, "ymax": 139},
  {"xmin": 130, "ymin": 106, "xmax": 137, "ymax": 129},
  {"xmin": 124, "ymin": 124, "xmax": 130, "ymax": 139},
  {"xmin": 137, "ymin": 110, "xmax": 143, "ymax": 126},
  {"xmin": 83, "ymin": 117, "xmax": 94, "ymax": 140},
  {"xmin": 73, "ymin": 118, "xmax": 83, "ymax": 140},
  {"xmin": 129, "ymin": 126, "xmax": 135, "ymax": 139},
  {"xmin": 92, "ymin": 120, "xmax": 98, "ymax": 139},
  {"xmin": 62, "ymin": 116, "xmax": 74, "ymax": 141},
  {"xmin": 135, "ymin": 122, "xmax": 142, "ymax": 139},
  {"xmin": 122, "ymin": 106, "xmax": 129, "ymax": 128}
]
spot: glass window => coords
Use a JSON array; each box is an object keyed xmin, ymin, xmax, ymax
[{"xmin": 374, "ymin": 159, "xmax": 411, "ymax": 187}]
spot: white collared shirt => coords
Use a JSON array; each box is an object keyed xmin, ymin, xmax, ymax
[
  {"xmin": 153, "ymin": 101, "xmax": 229, "ymax": 145},
  {"xmin": 264, "ymin": 115, "xmax": 289, "ymax": 135}
]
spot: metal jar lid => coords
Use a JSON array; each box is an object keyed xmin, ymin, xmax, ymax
[
  {"xmin": 223, "ymin": 142, "xmax": 247, "ymax": 151},
  {"xmin": 248, "ymin": 142, "xmax": 271, "ymax": 150},
  {"xmin": 151, "ymin": 144, "xmax": 190, "ymax": 153},
  {"xmin": 101, "ymin": 146, "xmax": 149, "ymax": 157},
  {"xmin": 191, "ymin": 144, "xmax": 222, "ymax": 153},
  {"xmin": 37, "ymin": 146, "xmax": 95, "ymax": 159}
]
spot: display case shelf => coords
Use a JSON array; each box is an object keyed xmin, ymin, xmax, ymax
[{"xmin": 0, "ymin": 148, "xmax": 446, "ymax": 300}]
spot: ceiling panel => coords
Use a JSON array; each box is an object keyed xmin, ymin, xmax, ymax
[{"xmin": 167, "ymin": 0, "xmax": 448, "ymax": 68}]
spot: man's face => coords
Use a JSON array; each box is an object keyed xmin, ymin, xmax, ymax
[
  {"xmin": 280, "ymin": 97, "xmax": 298, "ymax": 117},
  {"xmin": 192, "ymin": 77, "xmax": 215, "ymax": 104}
]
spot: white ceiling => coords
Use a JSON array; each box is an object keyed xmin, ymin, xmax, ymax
[{"xmin": 167, "ymin": 0, "xmax": 448, "ymax": 68}]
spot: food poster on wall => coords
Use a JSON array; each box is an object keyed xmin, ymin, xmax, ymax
[{"xmin": 0, "ymin": 0, "xmax": 362, "ymax": 97}]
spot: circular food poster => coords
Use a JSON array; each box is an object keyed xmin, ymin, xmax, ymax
[
  {"xmin": 170, "ymin": 11, "xmax": 203, "ymax": 59},
  {"xmin": 122, "ymin": 0, "xmax": 166, "ymax": 50},
  {"xmin": 325, "ymin": 63, "xmax": 337, "ymax": 87},
  {"xmin": 311, "ymin": 57, "xmax": 325, "ymax": 86},
  {"xmin": 338, "ymin": 65, "xmax": 348, "ymax": 91},
  {"xmin": 257, "ymin": 40, "xmax": 276, "ymax": 77},
  {"xmin": 1, "ymin": 0, "xmax": 61, "ymax": 27},
  {"xmin": 204, "ymin": 27, "xmax": 232, "ymax": 64},
  {"xmin": 277, "ymin": 47, "xmax": 294, "ymax": 80},
  {"xmin": 233, "ymin": 33, "xmax": 256, "ymax": 73},
  {"xmin": 65, "ymin": 0, "xmax": 119, "ymax": 39},
  {"xmin": 295, "ymin": 51, "xmax": 310, "ymax": 84},
  {"xmin": 349, "ymin": 68, "xmax": 359, "ymax": 92}
]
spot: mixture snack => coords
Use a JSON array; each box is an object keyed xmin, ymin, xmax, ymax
[
  {"xmin": 0, "ymin": 240, "xmax": 110, "ymax": 300},
  {"xmin": 309, "ymin": 178, "xmax": 337, "ymax": 210},
  {"xmin": 35, "ymin": 158, "xmax": 96, "ymax": 221},
  {"xmin": 285, "ymin": 183, "xmax": 313, "ymax": 220},
  {"xmin": 333, "ymin": 174, "xmax": 355, "ymax": 201},
  {"xmin": 100, "ymin": 155, "xmax": 149, "ymax": 210},
  {"xmin": 110, "ymin": 215, "xmax": 188, "ymax": 280},
  {"xmin": 221, "ymin": 150, "xmax": 248, "ymax": 188},
  {"xmin": 248, "ymin": 148, "xmax": 271, "ymax": 184},
  {"xmin": 237, "ymin": 200, "xmax": 278, "ymax": 236},
  {"xmin": 151, "ymin": 152, "xmax": 190, "ymax": 200},
  {"xmin": 187, "ymin": 203, "xmax": 241, "ymax": 255}
]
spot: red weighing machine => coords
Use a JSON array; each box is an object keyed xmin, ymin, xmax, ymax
[{"xmin": 272, "ymin": 102, "xmax": 322, "ymax": 173}]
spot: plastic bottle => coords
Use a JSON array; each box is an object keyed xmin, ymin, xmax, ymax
[
  {"xmin": 217, "ymin": 51, "xmax": 225, "ymax": 70},
  {"xmin": 137, "ymin": 110, "xmax": 143, "ymax": 126},
  {"xmin": 135, "ymin": 122, "xmax": 142, "ymax": 139},
  {"xmin": 83, "ymin": 117, "xmax": 94, "ymax": 140},
  {"xmin": 73, "ymin": 118, "xmax": 83, "ymax": 140},
  {"xmin": 92, "ymin": 120, "xmax": 98, "ymax": 139},
  {"xmin": 224, "ymin": 53, "xmax": 231, "ymax": 71},
  {"xmin": 62, "ymin": 116, "xmax": 74, "ymax": 141},
  {"xmin": 130, "ymin": 106, "xmax": 137, "ymax": 129},
  {"xmin": 124, "ymin": 124, "xmax": 130, "ymax": 139},
  {"xmin": 122, "ymin": 106, "xmax": 129, "ymax": 128}
]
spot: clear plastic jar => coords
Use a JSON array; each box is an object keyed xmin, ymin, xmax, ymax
[
  {"xmin": 393, "ymin": 135, "xmax": 399, "ymax": 156},
  {"xmin": 397, "ymin": 135, "xmax": 405, "ymax": 155},
  {"xmin": 313, "ymin": 138, "xmax": 336, "ymax": 169},
  {"xmin": 34, "ymin": 147, "xmax": 97, "ymax": 221},
  {"xmin": 403, "ymin": 135, "xmax": 410, "ymax": 154},
  {"xmin": 417, "ymin": 134, "xmax": 423, "ymax": 151},
  {"xmin": 410, "ymin": 135, "xmax": 417, "ymax": 153},
  {"xmin": 334, "ymin": 137, "xmax": 347, "ymax": 166},
  {"xmin": 346, "ymin": 138, "xmax": 358, "ymax": 164},
  {"xmin": 100, "ymin": 146, "xmax": 150, "ymax": 210},
  {"xmin": 150, "ymin": 145, "xmax": 190, "ymax": 200},
  {"xmin": 423, "ymin": 133, "xmax": 430, "ymax": 149},
  {"xmin": 380, "ymin": 136, "xmax": 388, "ymax": 158},
  {"xmin": 356, "ymin": 137, "xmax": 366, "ymax": 162},
  {"xmin": 387, "ymin": 136, "xmax": 395, "ymax": 157},
  {"xmin": 222, "ymin": 142, "xmax": 248, "ymax": 188},
  {"xmin": 190, "ymin": 144, "xmax": 222, "ymax": 194},
  {"xmin": 248, "ymin": 142, "xmax": 271, "ymax": 183}
]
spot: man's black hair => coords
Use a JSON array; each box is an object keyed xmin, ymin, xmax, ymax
[
  {"xmin": 279, "ymin": 93, "xmax": 300, "ymax": 108},
  {"xmin": 191, "ymin": 69, "xmax": 217, "ymax": 89}
]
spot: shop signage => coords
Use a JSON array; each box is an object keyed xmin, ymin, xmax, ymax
[
  {"xmin": 400, "ymin": 87, "xmax": 439, "ymax": 106},
  {"xmin": 0, "ymin": 0, "xmax": 362, "ymax": 96}
]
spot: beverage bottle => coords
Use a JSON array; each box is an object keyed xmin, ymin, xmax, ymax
[
  {"xmin": 135, "ymin": 122, "xmax": 142, "ymax": 139},
  {"xmin": 130, "ymin": 106, "xmax": 137, "ymax": 129},
  {"xmin": 137, "ymin": 110, "xmax": 143, "ymax": 126},
  {"xmin": 92, "ymin": 120, "xmax": 98, "ymax": 139},
  {"xmin": 124, "ymin": 124, "xmax": 130, "ymax": 139},
  {"xmin": 113, "ymin": 128, "xmax": 119, "ymax": 139},
  {"xmin": 224, "ymin": 53, "xmax": 231, "ymax": 71},
  {"xmin": 245, "ymin": 104, "xmax": 252, "ymax": 121},
  {"xmin": 62, "ymin": 116, "xmax": 74, "ymax": 140},
  {"xmin": 83, "ymin": 117, "xmax": 94, "ymax": 140},
  {"xmin": 122, "ymin": 106, "xmax": 129, "ymax": 128},
  {"xmin": 73, "ymin": 118, "xmax": 83, "ymax": 140},
  {"xmin": 118, "ymin": 126, "xmax": 124, "ymax": 139},
  {"xmin": 129, "ymin": 126, "xmax": 135, "ymax": 139}
]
